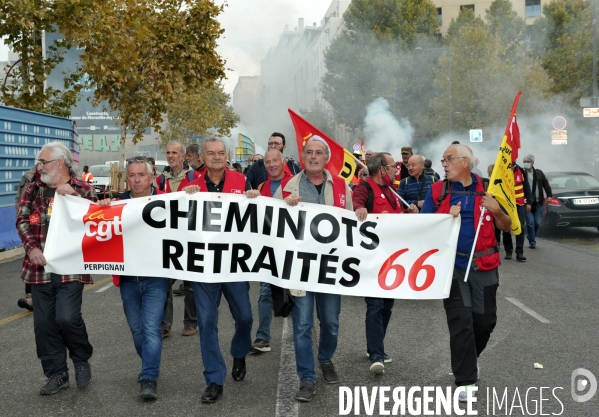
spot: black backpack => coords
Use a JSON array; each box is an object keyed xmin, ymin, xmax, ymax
[{"xmin": 434, "ymin": 177, "xmax": 490, "ymax": 210}]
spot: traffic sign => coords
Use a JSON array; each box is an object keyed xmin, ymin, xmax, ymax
[
  {"xmin": 469, "ymin": 129, "xmax": 483, "ymax": 142},
  {"xmin": 352, "ymin": 143, "xmax": 361, "ymax": 152},
  {"xmin": 583, "ymin": 108, "xmax": 599, "ymax": 117}
]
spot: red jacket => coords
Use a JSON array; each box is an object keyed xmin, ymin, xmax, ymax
[
  {"xmin": 282, "ymin": 175, "xmax": 347, "ymax": 209},
  {"xmin": 431, "ymin": 175, "xmax": 500, "ymax": 272},
  {"xmin": 354, "ymin": 179, "xmax": 403, "ymax": 214},
  {"xmin": 258, "ymin": 173, "xmax": 292, "ymax": 197},
  {"xmin": 196, "ymin": 170, "xmax": 247, "ymax": 194}
]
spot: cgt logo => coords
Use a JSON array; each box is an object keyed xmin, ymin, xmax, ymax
[
  {"xmin": 571, "ymin": 368, "xmax": 597, "ymax": 403},
  {"xmin": 82, "ymin": 205, "xmax": 125, "ymax": 263}
]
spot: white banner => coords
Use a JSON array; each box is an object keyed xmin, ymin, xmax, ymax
[{"xmin": 44, "ymin": 193, "xmax": 460, "ymax": 299}]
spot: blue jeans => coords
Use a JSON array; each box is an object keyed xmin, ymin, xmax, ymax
[
  {"xmin": 365, "ymin": 297, "xmax": 394, "ymax": 362},
  {"xmin": 291, "ymin": 292, "xmax": 341, "ymax": 382},
  {"xmin": 256, "ymin": 282, "xmax": 273, "ymax": 341},
  {"xmin": 526, "ymin": 204, "xmax": 544, "ymax": 245},
  {"xmin": 120, "ymin": 278, "xmax": 170, "ymax": 381},
  {"xmin": 192, "ymin": 281, "xmax": 253, "ymax": 386}
]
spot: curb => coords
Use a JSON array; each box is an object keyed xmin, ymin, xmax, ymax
[{"xmin": 0, "ymin": 247, "xmax": 24, "ymax": 263}]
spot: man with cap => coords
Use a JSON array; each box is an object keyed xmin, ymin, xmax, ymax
[{"xmin": 393, "ymin": 146, "xmax": 412, "ymax": 190}]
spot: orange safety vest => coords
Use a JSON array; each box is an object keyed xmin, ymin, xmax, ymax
[{"xmin": 82, "ymin": 172, "xmax": 94, "ymax": 182}]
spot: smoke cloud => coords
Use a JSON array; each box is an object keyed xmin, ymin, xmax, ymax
[{"xmin": 363, "ymin": 98, "xmax": 414, "ymax": 158}]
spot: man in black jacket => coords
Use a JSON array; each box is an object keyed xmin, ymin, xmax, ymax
[
  {"xmin": 522, "ymin": 154, "xmax": 552, "ymax": 249},
  {"xmin": 501, "ymin": 161, "xmax": 532, "ymax": 261},
  {"xmin": 245, "ymin": 132, "xmax": 301, "ymax": 189}
]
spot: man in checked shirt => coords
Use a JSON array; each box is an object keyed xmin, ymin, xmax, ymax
[{"xmin": 16, "ymin": 142, "xmax": 97, "ymax": 396}]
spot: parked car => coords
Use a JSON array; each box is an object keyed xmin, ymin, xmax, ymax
[
  {"xmin": 88, "ymin": 165, "xmax": 112, "ymax": 193},
  {"xmin": 541, "ymin": 172, "xmax": 599, "ymax": 232}
]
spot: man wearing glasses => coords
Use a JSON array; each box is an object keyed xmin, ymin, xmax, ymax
[
  {"xmin": 245, "ymin": 132, "xmax": 301, "ymax": 189},
  {"xmin": 16, "ymin": 142, "xmax": 97, "ymax": 395},
  {"xmin": 420, "ymin": 144, "xmax": 511, "ymax": 403}
]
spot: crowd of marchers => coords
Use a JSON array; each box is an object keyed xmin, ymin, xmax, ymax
[{"xmin": 13, "ymin": 133, "xmax": 552, "ymax": 404}]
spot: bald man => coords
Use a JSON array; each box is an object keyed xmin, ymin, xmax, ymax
[{"xmin": 397, "ymin": 155, "xmax": 436, "ymax": 211}]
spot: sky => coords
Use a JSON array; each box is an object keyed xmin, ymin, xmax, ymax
[{"xmin": 0, "ymin": 0, "xmax": 331, "ymax": 93}]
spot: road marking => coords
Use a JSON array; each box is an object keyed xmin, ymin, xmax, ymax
[
  {"xmin": 0, "ymin": 311, "xmax": 32, "ymax": 326},
  {"xmin": 0, "ymin": 276, "xmax": 112, "ymax": 327},
  {"xmin": 275, "ymin": 317, "xmax": 299, "ymax": 417},
  {"xmin": 505, "ymin": 297, "xmax": 551, "ymax": 323},
  {"xmin": 95, "ymin": 283, "xmax": 114, "ymax": 293}
]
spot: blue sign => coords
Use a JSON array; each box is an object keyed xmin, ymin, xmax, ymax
[{"xmin": 469, "ymin": 129, "xmax": 483, "ymax": 143}]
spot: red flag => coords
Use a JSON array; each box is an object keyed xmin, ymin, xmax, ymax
[
  {"xmin": 360, "ymin": 139, "xmax": 365, "ymax": 156},
  {"xmin": 505, "ymin": 91, "xmax": 521, "ymax": 161},
  {"xmin": 288, "ymin": 109, "xmax": 356, "ymax": 184}
]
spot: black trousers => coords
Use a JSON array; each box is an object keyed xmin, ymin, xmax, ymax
[
  {"xmin": 443, "ymin": 268, "xmax": 498, "ymax": 386},
  {"xmin": 31, "ymin": 274, "xmax": 93, "ymax": 377},
  {"xmin": 502, "ymin": 205, "xmax": 526, "ymax": 254}
]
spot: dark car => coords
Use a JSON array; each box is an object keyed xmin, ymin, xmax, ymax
[{"xmin": 541, "ymin": 172, "xmax": 599, "ymax": 232}]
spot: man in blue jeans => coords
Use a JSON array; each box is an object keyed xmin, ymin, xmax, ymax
[
  {"xmin": 245, "ymin": 149, "xmax": 293, "ymax": 353},
  {"xmin": 98, "ymin": 157, "xmax": 170, "ymax": 400},
  {"xmin": 274, "ymin": 137, "xmax": 353, "ymax": 402},
  {"xmin": 521, "ymin": 154, "xmax": 552, "ymax": 249},
  {"xmin": 182, "ymin": 138, "xmax": 254, "ymax": 404}
]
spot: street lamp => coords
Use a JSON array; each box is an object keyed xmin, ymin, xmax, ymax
[
  {"xmin": 415, "ymin": 47, "xmax": 452, "ymax": 133},
  {"xmin": 371, "ymin": 93, "xmax": 396, "ymax": 116}
]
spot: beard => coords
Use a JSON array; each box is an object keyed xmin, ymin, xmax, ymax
[{"xmin": 40, "ymin": 169, "xmax": 60, "ymax": 185}]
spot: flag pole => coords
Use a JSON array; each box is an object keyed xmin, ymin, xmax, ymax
[
  {"xmin": 351, "ymin": 155, "xmax": 411, "ymax": 208},
  {"xmin": 463, "ymin": 207, "xmax": 486, "ymax": 283}
]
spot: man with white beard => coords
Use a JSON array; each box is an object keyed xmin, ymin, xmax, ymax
[{"xmin": 16, "ymin": 142, "xmax": 97, "ymax": 395}]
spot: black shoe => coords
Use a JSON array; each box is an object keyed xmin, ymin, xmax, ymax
[
  {"xmin": 74, "ymin": 361, "xmax": 91, "ymax": 388},
  {"xmin": 140, "ymin": 379, "xmax": 158, "ymax": 400},
  {"xmin": 319, "ymin": 361, "xmax": 339, "ymax": 384},
  {"xmin": 173, "ymin": 283, "xmax": 185, "ymax": 296},
  {"xmin": 40, "ymin": 373, "xmax": 69, "ymax": 395},
  {"xmin": 232, "ymin": 357, "xmax": 246, "ymax": 381},
  {"xmin": 295, "ymin": 379, "xmax": 316, "ymax": 402},
  {"xmin": 516, "ymin": 253, "xmax": 527, "ymax": 262},
  {"xmin": 17, "ymin": 294, "xmax": 33, "ymax": 311},
  {"xmin": 202, "ymin": 383, "xmax": 223, "ymax": 403},
  {"xmin": 251, "ymin": 338, "xmax": 271, "ymax": 353},
  {"xmin": 504, "ymin": 252, "xmax": 512, "ymax": 260},
  {"xmin": 529, "ymin": 244, "xmax": 536, "ymax": 249}
]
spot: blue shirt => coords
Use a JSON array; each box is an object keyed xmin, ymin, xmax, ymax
[
  {"xmin": 420, "ymin": 174, "xmax": 478, "ymax": 271},
  {"xmin": 398, "ymin": 174, "xmax": 436, "ymax": 207},
  {"xmin": 269, "ymin": 178, "xmax": 282, "ymax": 197}
]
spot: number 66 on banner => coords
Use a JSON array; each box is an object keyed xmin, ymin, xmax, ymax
[{"xmin": 378, "ymin": 249, "xmax": 440, "ymax": 292}]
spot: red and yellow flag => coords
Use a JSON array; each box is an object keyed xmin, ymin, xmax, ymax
[
  {"xmin": 488, "ymin": 91, "xmax": 522, "ymax": 234},
  {"xmin": 288, "ymin": 109, "xmax": 357, "ymax": 185}
]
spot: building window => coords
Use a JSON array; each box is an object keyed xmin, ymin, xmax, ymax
[
  {"xmin": 437, "ymin": 8, "xmax": 442, "ymax": 21},
  {"xmin": 461, "ymin": 4, "xmax": 474, "ymax": 12},
  {"xmin": 525, "ymin": 0, "xmax": 541, "ymax": 18}
]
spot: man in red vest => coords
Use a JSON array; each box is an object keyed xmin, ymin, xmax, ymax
[
  {"xmin": 274, "ymin": 136, "xmax": 352, "ymax": 403},
  {"xmin": 353, "ymin": 152, "xmax": 417, "ymax": 375},
  {"xmin": 393, "ymin": 145, "xmax": 412, "ymax": 190},
  {"xmin": 244, "ymin": 149, "xmax": 292, "ymax": 354},
  {"xmin": 420, "ymin": 144, "xmax": 511, "ymax": 402},
  {"xmin": 182, "ymin": 138, "xmax": 253, "ymax": 404}
]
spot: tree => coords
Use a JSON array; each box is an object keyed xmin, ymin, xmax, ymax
[
  {"xmin": 0, "ymin": 0, "xmax": 79, "ymax": 117},
  {"xmin": 299, "ymin": 100, "xmax": 337, "ymax": 138},
  {"xmin": 55, "ymin": 0, "xmax": 226, "ymax": 188},
  {"xmin": 322, "ymin": 0, "xmax": 440, "ymax": 130},
  {"xmin": 529, "ymin": 0, "xmax": 592, "ymax": 107},
  {"xmin": 158, "ymin": 83, "xmax": 239, "ymax": 147}
]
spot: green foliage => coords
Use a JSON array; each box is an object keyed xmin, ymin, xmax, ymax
[
  {"xmin": 158, "ymin": 83, "xmax": 239, "ymax": 147},
  {"xmin": 0, "ymin": 0, "xmax": 79, "ymax": 117},
  {"xmin": 322, "ymin": 0, "xmax": 440, "ymax": 130}
]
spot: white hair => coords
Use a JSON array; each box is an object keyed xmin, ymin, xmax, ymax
[
  {"xmin": 523, "ymin": 154, "xmax": 535, "ymax": 163},
  {"xmin": 453, "ymin": 144, "xmax": 474, "ymax": 170},
  {"xmin": 40, "ymin": 142, "xmax": 76, "ymax": 175},
  {"xmin": 127, "ymin": 160, "xmax": 154, "ymax": 177},
  {"xmin": 303, "ymin": 136, "xmax": 330, "ymax": 161}
]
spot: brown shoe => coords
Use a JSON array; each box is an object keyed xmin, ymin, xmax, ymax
[
  {"xmin": 182, "ymin": 325, "xmax": 197, "ymax": 336},
  {"xmin": 162, "ymin": 329, "xmax": 171, "ymax": 338}
]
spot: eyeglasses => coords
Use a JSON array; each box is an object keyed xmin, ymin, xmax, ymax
[
  {"xmin": 36, "ymin": 159, "xmax": 57, "ymax": 166},
  {"xmin": 268, "ymin": 141, "xmax": 283, "ymax": 146},
  {"xmin": 383, "ymin": 164, "xmax": 397, "ymax": 170},
  {"xmin": 441, "ymin": 156, "xmax": 466, "ymax": 164}
]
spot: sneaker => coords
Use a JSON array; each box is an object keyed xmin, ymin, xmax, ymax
[
  {"xmin": 74, "ymin": 361, "xmax": 91, "ymax": 388},
  {"xmin": 295, "ymin": 379, "xmax": 316, "ymax": 402},
  {"xmin": 370, "ymin": 361, "xmax": 384, "ymax": 374},
  {"xmin": 182, "ymin": 325, "xmax": 197, "ymax": 336},
  {"xmin": 457, "ymin": 384, "xmax": 477, "ymax": 402},
  {"xmin": 40, "ymin": 373, "xmax": 69, "ymax": 395},
  {"xmin": 319, "ymin": 362, "xmax": 339, "ymax": 384},
  {"xmin": 251, "ymin": 338, "xmax": 271, "ymax": 353},
  {"xmin": 140, "ymin": 379, "xmax": 158, "ymax": 400},
  {"xmin": 17, "ymin": 294, "xmax": 33, "ymax": 311},
  {"xmin": 162, "ymin": 328, "xmax": 171, "ymax": 338},
  {"xmin": 173, "ymin": 283, "xmax": 185, "ymax": 296},
  {"xmin": 366, "ymin": 352, "xmax": 392, "ymax": 363}
]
